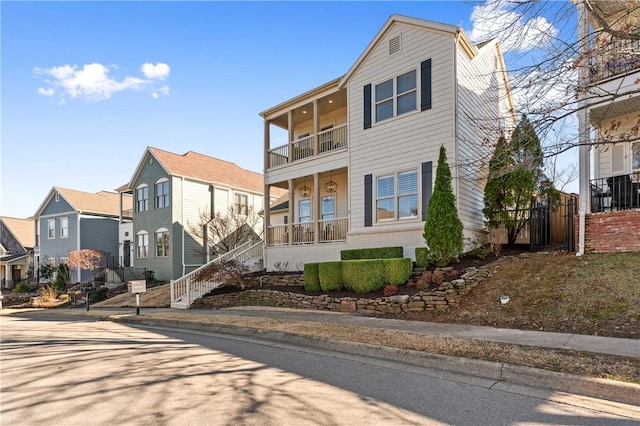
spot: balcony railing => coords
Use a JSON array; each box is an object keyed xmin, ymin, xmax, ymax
[
  {"xmin": 267, "ymin": 124, "xmax": 348, "ymax": 169},
  {"xmin": 267, "ymin": 217, "xmax": 348, "ymax": 246},
  {"xmin": 590, "ymin": 174, "xmax": 640, "ymax": 213},
  {"xmin": 590, "ymin": 37, "xmax": 640, "ymax": 82}
]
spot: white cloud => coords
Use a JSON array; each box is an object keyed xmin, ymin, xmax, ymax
[
  {"xmin": 152, "ymin": 85, "xmax": 171, "ymax": 99},
  {"xmin": 34, "ymin": 62, "xmax": 171, "ymax": 102},
  {"xmin": 141, "ymin": 62, "xmax": 170, "ymax": 80},
  {"xmin": 37, "ymin": 87, "xmax": 55, "ymax": 96},
  {"xmin": 470, "ymin": 0, "xmax": 558, "ymax": 52}
]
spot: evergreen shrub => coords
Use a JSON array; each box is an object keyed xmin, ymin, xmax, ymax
[
  {"xmin": 318, "ymin": 261, "xmax": 343, "ymax": 291},
  {"xmin": 382, "ymin": 258, "xmax": 412, "ymax": 285},
  {"xmin": 340, "ymin": 246, "xmax": 403, "ymax": 260},
  {"xmin": 303, "ymin": 263, "xmax": 320, "ymax": 292},
  {"xmin": 415, "ymin": 247, "xmax": 429, "ymax": 268},
  {"xmin": 342, "ymin": 260, "xmax": 385, "ymax": 293}
]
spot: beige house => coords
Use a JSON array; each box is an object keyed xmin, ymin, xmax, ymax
[
  {"xmin": 576, "ymin": 0, "xmax": 640, "ymax": 253},
  {"xmin": 260, "ymin": 15, "xmax": 515, "ymax": 271}
]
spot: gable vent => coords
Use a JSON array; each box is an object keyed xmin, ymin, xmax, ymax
[{"xmin": 389, "ymin": 35, "xmax": 401, "ymax": 55}]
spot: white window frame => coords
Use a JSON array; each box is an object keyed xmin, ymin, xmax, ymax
[
  {"xmin": 374, "ymin": 69, "xmax": 417, "ymax": 123},
  {"xmin": 234, "ymin": 192, "xmax": 248, "ymax": 215},
  {"xmin": 136, "ymin": 184, "xmax": 149, "ymax": 212},
  {"xmin": 632, "ymin": 142, "xmax": 640, "ymax": 173},
  {"xmin": 321, "ymin": 196, "xmax": 335, "ymax": 221},
  {"xmin": 375, "ymin": 170, "xmax": 419, "ymax": 222},
  {"xmin": 47, "ymin": 219, "xmax": 55, "ymax": 239},
  {"xmin": 60, "ymin": 217, "xmax": 68, "ymax": 239},
  {"xmin": 155, "ymin": 179, "xmax": 170, "ymax": 209},
  {"xmin": 299, "ymin": 199, "xmax": 311, "ymax": 223},
  {"xmin": 155, "ymin": 228, "xmax": 170, "ymax": 258},
  {"xmin": 136, "ymin": 231, "xmax": 149, "ymax": 259}
]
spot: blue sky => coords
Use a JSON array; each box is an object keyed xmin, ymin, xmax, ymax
[{"xmin": 1, "ymin": 1, "xmax": 576, "ymax": 219}]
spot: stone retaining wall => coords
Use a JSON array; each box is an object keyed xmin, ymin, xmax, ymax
[{"xmin": 194, "ymin": 260, "xmax": 504, "ymax": 314}]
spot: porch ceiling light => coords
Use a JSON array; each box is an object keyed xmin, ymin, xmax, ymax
[
  {"xmin": 300, "ymin": 176, "xmax": 311, "ymax": 198},
  {"xmin": 325, "ymin": 170, "xmax": 337, "ymax": 193}
]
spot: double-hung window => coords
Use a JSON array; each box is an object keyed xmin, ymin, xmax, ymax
[
  {"xmin": 136, "ymin": 184, "xmax": 149, "ymax": 212},
  {"xmin": 155, "ymin": 180, "xmax": 170, "ymax": 209},
  {"xmin": 633, "ymin": 142, "xmax": 640, "ymax": 180},
  {"xmin": 155, "ymin": 228, "xmax": 169, "ymax": 257},
  {"xmin": 234, "ymin": 193, "xmax": 248, "ymax": 215},
  {"xmin": 375, "ymin": 70, "xmax": 417, "ymax": 122},
  {"xmin": 376, "ymin": 170, "xmax": 418, "ymax": 221},
  {"xmin": 321, "ymin": 196, "xmax": 335, "ymax": 221},
  {"xmin": 47, "ymin": 219, "xmax": 55, "ymax": 239},
  {"xmin": 60, "ymin": 217, "xmax": 68, "ymax": 238},
  {"xmin": 137, "ymin": 231, "xmax": 149, "ymax": 258},
  {"xmin": 299, "ymin": 200, "xmax": 311, "ymax": 222}
]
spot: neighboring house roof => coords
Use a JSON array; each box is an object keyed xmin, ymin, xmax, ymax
[
  {"xmin": 33, "ymin": 187, "xmax": 131, "ymax": 218},
  {"xmin": 1, "ymin": 217, "xmax": 35, "ymax": 248},
  {"xmin": 269, "ymin": 192, "xmax": 290, "ymax": 212},
  {"xmin": 126, "ymin": 147, "xmax": 272, "ymax": 195}
]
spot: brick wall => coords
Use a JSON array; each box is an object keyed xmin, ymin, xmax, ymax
[{"xmin": 577, "ymin": 209, "xmax": 640, "ymax": 253}]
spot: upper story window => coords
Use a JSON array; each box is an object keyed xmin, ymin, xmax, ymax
[
  {"xmin": 60, "ymin": 217, "xmax": 68, "ymax": 239},
  {"xmin": 136, "ymin": 231, "xmax": 148, "ymax": 258},
  {"xmin": 155, "ymin": 228, "xmax": 169, "ymax": 257},
  {"xmin": 375, "ymin": 69, "xmax": 417, "ymax": 122},
  {"xmin": 136, "ymin": 184, "xmax": 149, "ymax": 212},
  {"xmin": 376, "ymin": 170, "xmax": 418, "ymax": 222},
  {"xmin": 234, "ymin": 193, "xmax": 248, "ymax": 215},
  {"xmin": 155, "ymin": 179, "xmax": 170, "ymax": 209},
  {"xmin": 48, "ymin": 219, "xmax": 55, "ymax": 239}
]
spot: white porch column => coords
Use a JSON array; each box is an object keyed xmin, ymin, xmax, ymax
[
  {"xmin": 263, "ymin": 184, "xmax": 271, "ymax": 247},
  {"xmin": 577, "ymin": 0, "xmax": 591, "ymax": 256},
  {"xmin": 264, "ymin": 119, "xmax": 270, "ymax": 171},
  {"xmin": 313, "ymin": 100, "xmax": 319, "ymax": 155},
  {"xmin": 287, "ymin": 179, "xmax": 294, "ymax": 245},
  {"xmin": 287, "ymin": 111, "xmax": 294, "ymax": 163},
  {"xmin": 313, "ymin": 173, "xmax": 320, "ymax": 243}
]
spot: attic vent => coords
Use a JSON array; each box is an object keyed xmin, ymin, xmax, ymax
[{"xmin": 389, "ymin": 35, "xmax": 401, "ymax": 55}]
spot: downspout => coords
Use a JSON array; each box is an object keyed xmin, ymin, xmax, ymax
[
  {"xmin": 181, "ymin": 176, "xmax": 186, "ymax": 276},
  {"xmin": 206, "ymin": 185, "xmax": 215, "ymax": 263},
  {"xmin": 76, "ymin": 213, "xmax": 82, "ymax": 282},
  {"xmin": 576, "ymin": 0, "xmax": 590, "ymax": 256},
  {"xmin": 453, "ymin": 32, "xmax": 460, "ymax": 214}
]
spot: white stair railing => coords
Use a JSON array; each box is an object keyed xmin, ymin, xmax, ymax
[{"xmin": 170, "ymin": 240, "xmax": 263, "ymax": 309}]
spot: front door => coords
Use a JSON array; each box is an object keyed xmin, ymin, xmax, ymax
[{"xmin": 123, "ymin": 240, "xmax": 131, "ymax": 267}]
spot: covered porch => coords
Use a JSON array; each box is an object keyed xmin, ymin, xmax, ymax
[{"xmin": 265, "ymin": 168, "xmax": 348, "ymax": 247}]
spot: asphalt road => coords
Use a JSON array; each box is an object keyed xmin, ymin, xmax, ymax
[{"xmin": 1, "ymin": 313, "xmax": 638, "ymax": 425}]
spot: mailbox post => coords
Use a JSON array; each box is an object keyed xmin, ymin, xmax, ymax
[{"xmin": 128, "ymin": 280, "xmax": 147, "ymax": 315}]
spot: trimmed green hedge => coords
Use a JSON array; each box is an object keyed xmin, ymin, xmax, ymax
[
  {"xmin": 415, "ymin": 247, "xmax": 429, "ymax": 268},
  {"xmin": 341, "ymin": 246, "xmax": 404, "ymax": 260},
  {"xmin": 319, "ymin": 261, "xmax": 343, "ymax": 291},
  {"xmin": 303, "ymin": 263, "xmax": 320, "ymax": 292},
  {"xmin": 382, "ymin": 258, "xmax": 412, "ymax": 285},
  {"xmin": 342, "ymin": 259, "xmax": 385, "ymax": 293}
]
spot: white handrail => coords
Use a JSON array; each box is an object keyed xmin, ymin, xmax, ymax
[{"xmin": 170, "ymin": 240, "xmax": 263, "ymax": 309}]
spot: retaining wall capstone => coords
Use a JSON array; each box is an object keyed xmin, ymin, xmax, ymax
[{"xmin": 193, "ymin": 258, "xmax": 506, "ymax": 314}]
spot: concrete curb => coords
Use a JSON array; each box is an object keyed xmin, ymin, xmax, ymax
[{"xmin": 111, "ymin": 315, "xmax": 640, "ymax": 407}]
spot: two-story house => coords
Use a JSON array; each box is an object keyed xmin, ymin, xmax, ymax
[
  {"xmin": 576, "ymin": 0, "xmax": 640, "ymax": 253},
  {"xmin": 32, "ymin": 187, "xmax": 132, "ymax": 283},
  {"xmin": 119, "ymin": 147, "xmax": 283, "ymax": 281},
  {"xmin": 0, "ymin": 217, "xmax": 35, "ymax": 290},
  {"xmin": 260, "ymin": 15, "xmax": 515, "ymax": 271}
]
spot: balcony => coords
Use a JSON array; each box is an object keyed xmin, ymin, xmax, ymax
[
  {"xmin": 268, "ymin": 124, "xmax": 348, "ymax": 169},
  {"xmin": 590, "ymin": 37, "xmax": 640, "ymax": 83},
  {"xmin": 267, "ymin": 217, "xmax": 348, "ymax": 246}
]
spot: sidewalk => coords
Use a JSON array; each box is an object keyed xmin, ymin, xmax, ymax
[{"xmin": 5, "ymin": 305, "xmax": 640, "ymax": 407}]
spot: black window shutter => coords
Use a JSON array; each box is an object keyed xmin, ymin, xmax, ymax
[
  {"xmin": 363, "ymin": 84, "xmax": 372, "ymax": 130},
  {"xmin": 421, "ymin": 162, "xmax": 433, "ymax": 221},
  {"xmin": 420, "ymin": 59, "xmax": 432, "ymax": 111},
  {"xmin": 364, "ymin": 174, "xmax": 373, "ymax": 226}
]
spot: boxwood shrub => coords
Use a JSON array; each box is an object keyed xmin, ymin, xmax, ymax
[
  {"xmin": 382, "ymin": 258, "xmax": 412, "ymax": 285},
  {"xmin": 303, "ymin": 263, "xmax": 320, "ymax": 292},
  {"xmin": 319, "ymin": 261, "xmax": 343, "ymax": 291},
  {"xmin": 415, "ymin": 247, "xmax": 429, "ymax": 268},
  {"xmin": 342, "ymin": 259, "xmax": 385, "ymax": 293},
  {"xmin": 340, "ymin": 246, "xmax": 404, "ymax": 260}
]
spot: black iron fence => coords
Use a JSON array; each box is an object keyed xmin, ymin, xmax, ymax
[{"xmin": 530, "ymin": 195, "xmax": 577, "ymax": 252}]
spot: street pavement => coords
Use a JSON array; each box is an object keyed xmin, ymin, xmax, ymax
[{"xmin": 3, "ymin": 305, "xmax": 639, "ymax": 407}]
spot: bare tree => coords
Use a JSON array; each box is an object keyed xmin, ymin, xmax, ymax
[
  {"xmin": 468, "ymin": 0, "xmax": 640, "ymax": 163},
  {"xmin": 189, "ymin": 206, "xmax": 263, "ymax": 258},
  {"xmin": 67, "ymin": 249, "xmax": 104, "ymax": 285}
]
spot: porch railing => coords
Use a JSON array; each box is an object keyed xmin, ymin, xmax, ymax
[
  {"xmin": 267, "ymin": 124, "xmax": 348, "ymax": 168},
  {"xmin": 170, "ymin": 239, "xmax": 262, "ymax": 309},
  {"xmin": 591, "ymin": 37, "xmax": 640, "ymax": 82},
  {"xmin": 267, "ymin": 217, "xmax": 348, "ymax": 246},
  {"xmin": 590, "ymin": 175, "xmax": 640, "ymax": 213}
]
